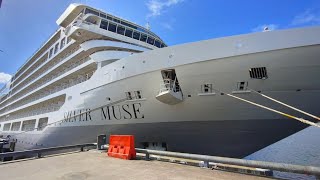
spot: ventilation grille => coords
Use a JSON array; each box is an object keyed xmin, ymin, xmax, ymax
[{"xmin": 249, "ymin": 67, "xmax": 268, "ymax": 79}]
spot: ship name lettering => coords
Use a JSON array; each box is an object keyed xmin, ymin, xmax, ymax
[
  {"xmin": 101, "ymin": 103, "xmax": 144, "ymax": 120},
  {"xmin": 64, "ymin": 109, "xmax": 92, "ymax": 122}
]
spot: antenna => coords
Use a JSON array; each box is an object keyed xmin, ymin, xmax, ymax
[{"xmin": 146, "ymin": 22, "xmax": 151, "ymax": 31}]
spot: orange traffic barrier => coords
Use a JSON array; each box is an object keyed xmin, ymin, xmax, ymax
[{"xmin": 107, "ymin": 135, "xmax": 136, "ymax": 160}]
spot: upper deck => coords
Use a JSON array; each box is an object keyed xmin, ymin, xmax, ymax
[{"xmin": 57, "ymin": 4, "xmax": 167, "ymax": 48}]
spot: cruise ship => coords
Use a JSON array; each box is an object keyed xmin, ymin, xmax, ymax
[{"xmin": 0, "ymin": 4, "xmax": 320, "ymax": 158}]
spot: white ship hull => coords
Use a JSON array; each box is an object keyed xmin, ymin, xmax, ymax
[{"xmin": 3, "ymin": 41, "xmax": 320, "ymax": 157}]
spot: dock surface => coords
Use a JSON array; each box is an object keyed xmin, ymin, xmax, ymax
[{"xmin": 0, "ymin": 150, "xmax": 271, "ymax": 180}]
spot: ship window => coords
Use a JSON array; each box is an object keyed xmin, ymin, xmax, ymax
[
  {"xmin": 100, "ymin": 20, "xmax": 108, "ymax": 30},
  {"xmin": 140, "ymin": 33, "xmax": 147, "ymax": 42},
  {"xmin": 38, "ymin": 117, "xmax": 48, "ymax": 131},
  {"xmin": 135, "ymin": 91, "xmax": 142, "ymax": 99},
  {"xmin": 155, "ymin": 40, "xmax": 161, "ymax": 48},
  {"xmin": 113, "ymin": 18, "xmax": 120, "ymax": 23},
  {"xmin": 22, "ymin": 119, "xmax": 36, "ymax": 132},
  {"xmin": 117, "ymin": 25, "xmax": 125, "ymax": 35},
  {"xmin": 108, "ymin": 22, "xmax": 117, "ymax": 32},
  {"xmin": 3, "ymin": 123, "xmax": 11, "ymax": 131},
  {"xmin": 121, "ymin": 21, "xmax": 138, "ymax": 30},
  {"xmin": 107, "ymin": 15, "xmax": 112, "ymax": 20},
  {"xmin": 125, "ymin": 29, "xmax": 133, "ymax": 37},
  {"xmin": 54, "ymin": 43, "xmax": 59, "ymax": 54},
  {"xmin": 60, "ymin": 38, "xmax": 66, "ymax": 49},
  {"xmin": 49, "ymin": 48, "xmax": 53, "ymax": 58},
  {"xmin": 11, "ymin": 121, "xmax": 21, "ymax": 131},
  {"xmin": 100, "ymin": 13, "xmax": 107, "ymax": 18},
  {"xmin": 84, "ymin": 8, "xmax": 99, "ymax": 16},
  {"xmin": 249, "ymin": 67, "xmax": 268, "ymax": 79},
  {"xmin": 147, "ymin": 37, "xmax": 155, "ymax": 45},
  {"xmin": 133, "ymin": 31, "xmax": 140, "ymax": 40},
  {"xmin": 67, "ymin": 36, "xmax": 72, "ymax": 44},
  {"xmin": 126, "ymin": 92, "xmax": 133, "ymax": 100},
  {"xmin": 202, "ymin": 84, "xmax": 213, "ymax": 93},
  {"xmin": 237, "ymin": 81, "xmax": 248, "ymax": 91}
]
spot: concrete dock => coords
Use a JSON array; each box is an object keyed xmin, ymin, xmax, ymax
[{"xmin": 0, "ymin": 150, "xmax": 271, "ymax": 180}]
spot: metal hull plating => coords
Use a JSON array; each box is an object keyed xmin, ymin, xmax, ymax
[
  {"xmin": 3, "ymin": 41, "xmax": 320, "ymax": 158},
  {"xmin": 10, "ymin": 120, "xmax": 307, "ymax": 158}
]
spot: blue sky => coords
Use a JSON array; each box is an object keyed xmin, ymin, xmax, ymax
[{"xmin": 0, "ymin": 0, "xmax": 320, "ymax": 86}]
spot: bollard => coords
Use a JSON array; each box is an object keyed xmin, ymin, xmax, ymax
[
  {"xmin": 145, "ymin": 152, "xmax": 150, "ymax": 161},
  {"xmin": 199, "ymin": 161, "xmax": 209, "ymax": 168},
  {"xmin": 97, "ymin": 135, "xmax": 107, "ymax": 150},
  {"xmin": 203, "ymin": 161, "xmax": 209, "ymax": 168}
]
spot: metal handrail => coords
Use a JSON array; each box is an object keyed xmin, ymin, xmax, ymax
[
  {"xmin": 0, "ymin": 143, "xmax": 95, "ymax": 160},
  {"xmin": 94, "ymin": 145, "xmax": 320, "ymax": 176},
  {"xmin": 159, "ymin": 77, "xmax": 181, "ymax": 93},
  {"xmin": 135, "ymin": 148, "xmax": 320, "ymax": 176},
  {"xmin": 2, "ymin": 143, "xmax": 320, "ymax": 176}
]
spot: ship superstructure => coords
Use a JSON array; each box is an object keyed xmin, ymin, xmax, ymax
[
  {"xmin": 0, "ymin": 4, "xmax": 165, "ymax": 132},
  {"xmin": 0, "ymin": 4, "xmax": 320, "ymax": 158}
]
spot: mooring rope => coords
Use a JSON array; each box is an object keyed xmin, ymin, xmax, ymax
[
  {"xmin": 213, "ymin": 88, "xmax": 320, "ymax": 128},
  {"xmin": 248, "ymin": 88, "xmax": 320, "ymax": 121}
]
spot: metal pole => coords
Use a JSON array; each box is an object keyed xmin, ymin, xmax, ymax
[{"xmin": 136, "ymin": 148, "xmax": 320, "ymax": 176}]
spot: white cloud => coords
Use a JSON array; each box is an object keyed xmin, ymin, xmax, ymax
[
  {"xmin": 146, "ymin": 0, "xmax": 184, "ymax": 18},
  {"xmin": 291, "ymin": 9, "xmax": 320, "ymax": 26},
  {"xmin": 0, "ymin": 72, "xmax": 12, "ymax": 84},
  {"xmin": 252, "ymin": 24, "xmax": 278, "ymax": 32}
]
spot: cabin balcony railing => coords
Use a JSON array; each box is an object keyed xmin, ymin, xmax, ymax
[
  {"xmin": 11, "ymin": 45, "xmax": 81, "ymax": 95},
  {"xmin": 0, "ymin": 61, "xmax": 92, "ymax": 114},
  {"xmin": 0, "ymin": 60, "xmax": 94, "ymax": 114},
  {"xmin": 159, "ymin": 78, "xmax": 181, "ymax": 94},
  {"xmin": 2, "ymin": 99, "xmax": 65, "ymax": 121},
  {"xmin": 0, "ymin": 47, "xmax": 82, "ymax": 109},
  {"xmin": 12, "ymin": 28, "xmax": 61, "ymax": 84},
  {"xmin": 0, "ymin": 72, "xmax": 92, "ymax": 121}
]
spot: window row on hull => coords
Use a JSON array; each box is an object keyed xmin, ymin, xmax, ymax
[
  {"xmin": 0, "ymin": 95, "xmax": 63, "ymax": 123},
  {"xmin": 1, "ymin": 117, "xmax": 49, "ymax": 132}
]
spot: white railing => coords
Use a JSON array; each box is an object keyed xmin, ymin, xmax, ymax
[
  {"xmin": 159, "ymin": 77, "xmax": 181, "ymax": 94},
  {"xmin": 1, "ymin": 100, "xmax": 65, "ymax": 121},
  {"xmin": 11, "ymin": 46, "xmax": 81, "ymax": 95},
  {"xmin": 0, "ymin": 69, "xmax": 95, "ymax": 117},
  {"xmin": 0, "ymin": 55, "xmax": 89, "ymax": 111}
]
